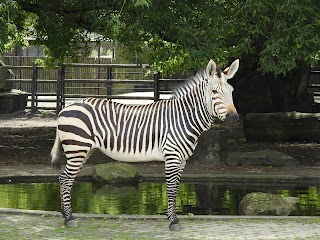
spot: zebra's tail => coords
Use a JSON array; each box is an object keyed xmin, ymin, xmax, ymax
[{"xmin": 51, "ymin": 129, "xmax": 61, "ymax": 169}]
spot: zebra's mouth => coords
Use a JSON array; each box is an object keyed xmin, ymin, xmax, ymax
[{"xmin": 212, "ymin": 115, "xmax": 226, "ymax": 124}]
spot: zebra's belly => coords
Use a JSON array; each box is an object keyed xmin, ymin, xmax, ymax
[{"xmin": 100, "ymin": 148, "xmax": 165, "ymax": 162}]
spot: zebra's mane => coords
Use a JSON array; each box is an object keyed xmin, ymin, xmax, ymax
[{"xmin": 171, "ymin": 70, "xmax": 206, "ymax": 99}]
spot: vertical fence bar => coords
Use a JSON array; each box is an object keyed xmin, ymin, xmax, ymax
[
  {"xmin": 95, "ymin": 57, "xmax": 100, "ymax": 95},
  {"xmin": 30, "ymin": 63, "xmax": 38, "ymax": 114},
  {"xmin": 154, "ymin": 72, "xmax": 160, "ymax": 102},
  {"xmin": 61, "ymin": 64, "xmax": 66, "ymax": 108},
  {"xmin": 56, "ymin": 63, "xmax": 64, "ymax": 114},
  {"xmin": 107, "ymin": 65, "xmax": 112, "ymax": 98}
]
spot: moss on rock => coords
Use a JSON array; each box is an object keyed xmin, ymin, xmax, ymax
[
  {"xmin": 92, "ymin": 163, "xmax": 139, "ymax": 184},
  {"xmin": 239, "ymin": 192, "xmax": 299, "ymax": 216}
]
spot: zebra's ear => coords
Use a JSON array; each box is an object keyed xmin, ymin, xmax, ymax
[
  {"xmin": 206, "ymin": 60, "xmax": 217, "ymax": 77},
  {"xmin": 224, "ymin": 59, "xmax": 239, "ymax": 80}
]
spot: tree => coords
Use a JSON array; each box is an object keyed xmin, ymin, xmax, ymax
[{"xmin": 1, "ymin": 0, "xmax": 320, "ymax": 113}]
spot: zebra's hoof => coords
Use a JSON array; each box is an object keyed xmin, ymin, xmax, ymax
[
  {"xmin": 169, "ymin": 220, "xmax": 181, "ymax": 231},
  {"xmin": 64, "ymin": 217, "xmax": 78, "ymax": 227}
]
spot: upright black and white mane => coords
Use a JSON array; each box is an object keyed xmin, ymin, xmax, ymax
[{"xmin": 171, "ymin": 70, "xmax": 207, "ymax": 99}]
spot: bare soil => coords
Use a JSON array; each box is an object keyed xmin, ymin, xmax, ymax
[{"xmin": 0, "ymin": 110, "xmax": 319, "ymax": 168}]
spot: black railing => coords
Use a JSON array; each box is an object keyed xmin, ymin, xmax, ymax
[
  {"xmin": 2, "ymin": 63, "xmax": 184, "ymax": 114},
  {"xmin": 4, "ymin": 62, "xmax": 318, "ymax": 114}
]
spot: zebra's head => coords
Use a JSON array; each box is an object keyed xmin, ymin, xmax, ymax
[{"xmin": 205, "ymin": 59, "xmax": 239, "ymax": 122}]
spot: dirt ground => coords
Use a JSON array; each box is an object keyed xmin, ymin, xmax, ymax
[{"xmin": 0, "ymin": 110, "xmax": 319, "ymax": 168}]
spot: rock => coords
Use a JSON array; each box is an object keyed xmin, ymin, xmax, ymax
[
  {"xmin": 0, "ymin": 90, "xmax": 28, "ymax": 114},
  {"xmin": 243, "ymin": 112, "xmax": 320, "ymax": 143},
  {"xmin": 92, "ymin": 163, "xmax": 139, "ymax": 184},
  {"xmin": 190, "ymin": 128, "xmax": 227, "ymax": 165},
  {"xmin": 227, "ymin": 149, "xmax": 297, "ymax": 167},
  {"xmin": 0, "ymin": 64, "xmax": 14, "ymax": 90},
  {"xmin": 0, "ymin": 62, "xmax": 27, "ymax": 114},
  {"xmin": 239, "ymin": 192, "xmax": 300, "ymax": 216}
]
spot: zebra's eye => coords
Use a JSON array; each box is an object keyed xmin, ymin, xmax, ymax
[{"xmin": 212, "ymin": 90, "xmax": 219, "ymax": 95}]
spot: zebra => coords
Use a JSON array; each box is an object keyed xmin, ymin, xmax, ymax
[{"xmin": 50, "ymin": 59, "xmax": 239, "ymax": 231}]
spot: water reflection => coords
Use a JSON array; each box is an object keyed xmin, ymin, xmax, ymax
[{"xmin": 1, "ymin": 182, "xmax": 320, "ymax": 216}]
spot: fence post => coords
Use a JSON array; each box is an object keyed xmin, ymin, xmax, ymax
[
  {"xmin": 61, "ymin": 64, "xmax": 66, "ymax": 109},
  {"xmin": 154, "ymin": 72, "xmax": 160, "ymax": 102},
  {"xmin": 56, "ymin": 63, "xmax": 65, "ymax": 114},
  {"xmin": 107, "ymin": 65, "xmax": 112, "ymax": 98},
  {"xmin": 30, "ymin": 63, "xmax": 38, "ymax": 114}
]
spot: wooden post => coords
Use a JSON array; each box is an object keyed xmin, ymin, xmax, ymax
[
  {"xmin": 95, "ymin": 44, "xmax": 101, "ymax": 95},
  {"xmin": 56, "ymin": 63, "xmax": 65, "ymax": 114},
  {"xmin": 107, "ymin": 65, "xmax": 112, "ymax": 98},
  {"xmin": 154, "ymin": 72, "xmax": 160, "ymax": 102},
  {"xmin": 61, "ymin": 64, "xmax": 66, "ymax": 109},
  {"xmin": 30, "ymin": 63, "xmax": 38, "ymax": 114}
]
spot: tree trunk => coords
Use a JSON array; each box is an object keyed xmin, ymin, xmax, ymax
[
  {"xmin": 283, "ymin": 62, "xmax": 313, "ymax": 112},
  {"xmin": 267, "ymin": 74, "xmax": 288, "ymax": 112}
]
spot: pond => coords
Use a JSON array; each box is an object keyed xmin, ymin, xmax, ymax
[{"xmin": 1, "ymin": 181, "xmax": 320, "ymax": 216}]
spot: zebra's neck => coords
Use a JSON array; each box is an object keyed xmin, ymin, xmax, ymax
[{"xmin": 174, "ymin": 81, "xmax": 213, "ymax": 135}]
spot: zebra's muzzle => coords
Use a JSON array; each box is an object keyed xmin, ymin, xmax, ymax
[{"xmin": 225, "ymin": 104, "xmax": 239, "ymax": 123}]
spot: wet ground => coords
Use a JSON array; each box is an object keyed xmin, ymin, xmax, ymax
[{"xmin": 1, "ymin": 209, "xmax": 320, "ymax": 240}]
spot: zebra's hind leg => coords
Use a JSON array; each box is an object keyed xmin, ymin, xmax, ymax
[
  {"xmin": 59, "ymin": 149, "xmax": 90, "ymax": 227},
  {"xmin": 59, "ymin": 169, "xmax": 78, "ymax": 227},
  {"xmin": 165, "ymin": 159, "xmax": 186, "ymax": 231}
]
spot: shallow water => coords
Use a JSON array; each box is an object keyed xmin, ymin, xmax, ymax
[{"xmin": 1, "ymin": 181, "xmax": 320, "ymax": 216}]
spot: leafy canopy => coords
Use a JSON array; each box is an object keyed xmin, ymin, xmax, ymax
[{"xmin": 1, "ymin": 0, "xmax": 319, "ymax": 75}]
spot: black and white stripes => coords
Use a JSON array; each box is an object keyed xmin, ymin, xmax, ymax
[{"xmin": 51, "ymin": 59, "xmax": 240, "ymax": 230}]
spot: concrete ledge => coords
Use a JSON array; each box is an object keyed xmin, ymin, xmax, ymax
[
  {"xmin": 2, "ymin": 165, "xmax": 320, "ymax": 186},
  {"xmin": 1, "ymin": 208, "xmax": 320, "ymax": 221}
]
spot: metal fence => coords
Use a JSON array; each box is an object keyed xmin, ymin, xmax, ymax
[
  {"xmin": 308, "ymin": 68, "xmax": 320, "ymax": 102},
  {"xmin": 2, "ymin": 58, "xmax": 319, "ymax": 114},
  {"xmin": 1, "ymin": 62, "xmax": 185, "ymax": 114}
]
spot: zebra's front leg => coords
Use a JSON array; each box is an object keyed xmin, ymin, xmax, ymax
[
  {"xmin": 165, "ymin": 160, "xmax": 185, "ymax": 231},
  {"xmin": 59, "ymin": 168, "xmax": 78, "ymax": 227}
]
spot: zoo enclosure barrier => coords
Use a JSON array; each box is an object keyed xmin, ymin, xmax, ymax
[
  {"xmin": 2, "ymin": 63, "xmax": 185, "ymax": 114},
  {"xmin": 308, "ymin": 68, "xmax": 320, "ymax": 99},
  {"xmin": 2, "ymin": 61, "xmax": 320, "ymax": 114}
]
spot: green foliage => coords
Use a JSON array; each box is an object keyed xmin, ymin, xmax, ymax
[
  {"xmin": 1, "ymin": 0, "xmax": 319, "ymax": 75},
  {"xmin": 0, "ymin": 0, "xmax": 30, "ymax": 52},
  {"xmin": 234, "ymin": 0, "xmax": 320, "ymax": 75}
]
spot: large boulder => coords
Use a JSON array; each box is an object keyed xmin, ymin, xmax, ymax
[
  {"xmin": 0, "ymin": 64, "xmax": 14, "ymax": 90},
  {"xmin": 190, "ymin": 128, "xmax": 227, "ymax": 165},
  {"xmin": 244, "ymin": 112, "xmax": 320, "ymax": 142},
  {"xmin": 239, "ymin": 192, "xmax": 300, "ymax": 216},
  {"xmin": 0, "ymin": 89, "xmax": 28, "ymax": 114},
  {"xmin": 0, "ymin": 62, "xmax": 27, "ymax": 114},
  {"xmin": 92, "ymin": 162, "xmax": 139, "ymax": 184},
  {"xmin": 227, "ymin": 149, "xmax": 297, "ymax": 167}
]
